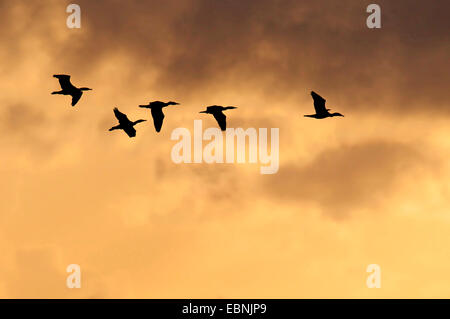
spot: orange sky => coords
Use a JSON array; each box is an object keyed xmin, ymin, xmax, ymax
[{"xmin": 0, "ymin": 0, "xmax": 449, "ymax": 298}]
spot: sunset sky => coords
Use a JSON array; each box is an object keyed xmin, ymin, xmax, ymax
[{"xmin": 0, "ymin": 0, "xmax": 449, "ymax": 298}]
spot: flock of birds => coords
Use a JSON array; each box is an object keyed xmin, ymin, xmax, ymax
[{"xmin": 52, "ymin": 74, "xmax": 344, "ymax": 138}]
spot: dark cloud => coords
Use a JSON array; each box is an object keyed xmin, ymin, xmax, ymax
[
  {"xmin": 55, "ymin": 0, "xmax": 450, "ymax": 113},
  {"xmin": 263, "ymin": 141, "xmax": 426, "ymax": 218},
  {"xmin": 2, "ymin": 1, "xmax": 446, "ymax": 113}
]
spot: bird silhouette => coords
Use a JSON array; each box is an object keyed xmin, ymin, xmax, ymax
[
  {"xmin": 304, "ymin": 91, "xmax": 344, "ymax": 119},
  {"xmin": 138, "ymin": 101, "xmax": 180, "ymax": 132},
  {"xmin": 51, "ymin": 74, "xmax": 92, "ymax": 106},
  {"xmin": 109, "ymin": 108, "xmax": 146, "ymax": 138},
  {"xmin": 199, "ymin": 105, "xmax": 237, "ymax": 131}
]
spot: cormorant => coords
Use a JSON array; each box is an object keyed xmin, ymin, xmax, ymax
[
  {"xmin": 109, "ymin": 108, "xmax": 146, "ymax": 138},
  {"xmin": 199, "ymin": 105, "xmax": 237, "ymax": 131},
  {"xmin": 304, "ymin": 91, "xmax": 344, "ymax": 119},
  {"xmin": 51, "ymin": 74, "xmax": 92, "ymax": 106},
  {"xmin": 138, "ymin": 101, "xmax": 179, "ymax": 132}
]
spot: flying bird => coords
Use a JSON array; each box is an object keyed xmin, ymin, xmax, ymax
[
  {"xmin": 51, "ymin": 74, "xmax": 92, "ymax": 106},
  {"xmin": 109, "ymin": 108, "xmax": 146, "ymax": 138},
  {"xmin": 199, "ymin": 105, "xmax": 237, "ymax": 131},
  {"xmin": 304, "ymin": 91, "xmax": 344, "ymax": 119},
  {"xmin": 138, "ymin": 101, "xmax": 180, "ymax": 132}
]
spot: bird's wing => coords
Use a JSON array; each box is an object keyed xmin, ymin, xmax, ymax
[
  {"xmin": 151, "ymin": 108, "xmax": 164, "ymax": 132},
  {"xmin": 206, "ymin": 105, "xmax": 219, "ymax": 112},
  {"xmin": 71, "ymin": 91, "xmax": 82, "ymax": 106},
  {"xmin": 149, "ymin": 101, "xmax": 164, "ymax": 107},
  {"xmin": 54, "ymin": 74, "xmax": 74, "ymax": 90},
  {"xmin": 114, "ymin": 108, "xmax": 130, "ymax": 124},
  {"xmin": 213, "ymin": 112, "xmax": 227, "ymax": 131},
  {"xmin": 311, "ymin": 91, "xmax": 327, "ymax": 114},
  {"xmin": 123, "ymin": 126, "xmax": 137, "ymax": 138}
]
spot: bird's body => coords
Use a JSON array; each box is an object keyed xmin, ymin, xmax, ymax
[
  {"xmin": 304, "ymin": 91, "xmax": 344, "ymax": 119},
  {"xmin": 200, "ymin": 105, "xmax": 237, "ymax": 131},
  {"xmin": 109, "ymin": 108, "xmax": 146, "ymax": 138},
  {"xmin": 139, "ymin": 101, "xmax": 179, "ymax": 132},
  {"xmin": 51, "ymin": 74, "xmax": 92, "ymax": 106}
]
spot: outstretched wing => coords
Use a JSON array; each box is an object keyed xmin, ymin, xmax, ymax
[
  {"xmin": 113, "ymin": 108, "xmax": 130, "ymax": 125},
  {"xmin": 151, "ymin": 108, "xmax": 165, "ymax": 132},
  {"xmin": 311, "ymin": 91, "xmax": 328, "ymax": 114},
  {"xmin": 206, "ymin": 105, "xmax": 220, "ymax": 113},
  {"xmin": 122, "ymin": 126, "xmax": 137, "ymax": 138},
  {"xmin": 53, "ymin": 74, "xmax": 75, "ymax": 91},
  {"xmin": 213, "ymin": 112, "xmax": 227, "ymax": 131},
  {"xmin": 149, "ymin": 101, "xmax": 164, "ymax": 107},
  {"xmin": 71, "ymin": 91, "xmax": 82, "ymax": 106}
]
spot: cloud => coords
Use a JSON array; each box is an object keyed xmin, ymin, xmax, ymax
[
  {"xmin": 3, "ymin": 0, "xmax": 447, "ymax": 113},
  {"xmin": 264, "ymin": 140, "xmax": 427, "ymax": 218},
  {"xmin": 0, "ymin": 0, "xmax": 449, "ymax": 298}
]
